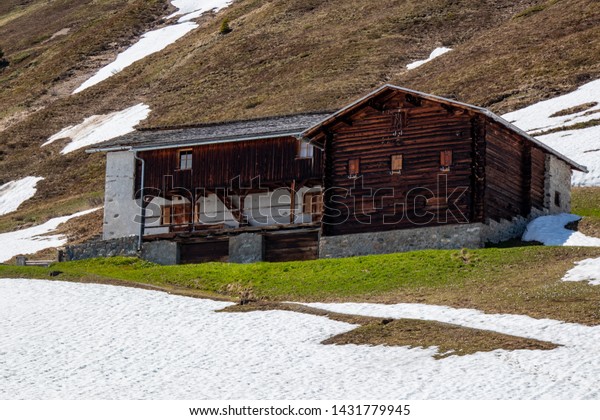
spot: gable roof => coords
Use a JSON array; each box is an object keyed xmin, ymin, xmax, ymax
[
  {"xmin": 87, "ymin": 112, "xmax": 331, "ymax": 152},
  {"xmin": 301, "ymin": 84, "xmax": 587, "ymax": 172}
]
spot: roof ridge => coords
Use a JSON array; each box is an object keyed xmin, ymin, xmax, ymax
[{"xmin": 139, "ymin": 111, "xmax": 334, "ymax": 132}]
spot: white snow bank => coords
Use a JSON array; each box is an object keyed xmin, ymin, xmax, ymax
[
  {"xmin": 304, "ymin": 302, "xmax": 599, "ymax": 349},
  {"xmin": 563, "ymin": 257, "xmax": 600, "ymax": 286},
  {"xmin": 406, "ymin": 47, "xmax": 452, "ymax": 70},
  {"xmin": 42, "ymin": 104, "xmax": 150, "ymax": 154},
  {"xmin": 0, "ymin": 176, "xmax": 44, "ymax": 216},
  {"xmin": 536, "ymin": 125, "xmax": 600, "ymax": 186},
  {"xmin": 4, "ymin": 279, "xmax": 600, "ymax": 399},
  {"xmin": 503, "ymin": 79, "xmax": 600, "ymax": 134},
  {"xmin": 501, "ymin": 79, "xmax": 600, "ymax": 186},
  {"xmin": 168, "ymin": 0, "xmax": 232, "ymax": 22},
  {"xmin": 0, "ymin": 208, "xmax": 100, "ymax": 262},
  {"xmin": 522, "ymin": 213, "xmax": 600, "ymax": 246},
  {"xmin": 73, "ymin": 22, "xmax": 197, "ymax": 94}
]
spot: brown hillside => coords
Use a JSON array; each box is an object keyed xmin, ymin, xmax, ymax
[{"xmin": 0, "ymin": 0, "xmax": 598, "ymax": 233}]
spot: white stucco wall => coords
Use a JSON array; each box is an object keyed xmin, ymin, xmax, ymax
[
  {"xmin": 103, "ymin": 151, "xmax": 141, "ymax": 240},
  {"xmin": 544, "ymin": 155, "xmax": 572, "ymax": 214}
]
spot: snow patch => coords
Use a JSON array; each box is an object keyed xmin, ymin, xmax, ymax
[
  {"xmin": 406, "ymin": 47, "xmax": 452, "ymax": 70},
  {"xmin": 502, "ymin": 79, "xmax": 600, "ymax": 186},
  {"xmin": 536, "ymin": 125, "xmax": 600, "ymax": 186},
  {"xmin": 73, "ymin": 23, "xmax": 197, "ymax": 94},
  {"xmin": 42, "ymin": 104, "xmax": 150, "ymax": 154},
  {"xmin": 0, "ymin": 176, "xmax": 44, "ymax": 216},
  {"xmin": 503, "ymin": 80, "xmax": 600, "ymax": 133},
  {"xmin": 563, "ymin": 257, "xmax": 600, "ymax": 286},
  {"xmin": 168, "ymin": 0, "xmax": 232, "ymax": 22},
  {"xmin": 522, "ymin": 213, "xmax": 600, "ymax": 246},
  {"xmin": 3, "ymin": 279, "xmax": 600, "ymax": 399},
  {"xmin": 0, "ymin": 208, "xmax": 100, "ymax": 262},
  {"xmin": 303, "ymin": 302, "xmax": 596, "ymax": 348}
]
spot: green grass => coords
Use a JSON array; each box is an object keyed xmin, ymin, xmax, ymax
[
  {"xmin": 2, "ymin": 245, "xmax": 600, "ymax": 326},
  {"xmin": 572, "ymin": 187, "xmax": 600, "ymax": 219}
]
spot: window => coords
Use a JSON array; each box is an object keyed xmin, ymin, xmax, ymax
[
  {"xmin": 179, "ymin": 149, "xmax": 193, "ymax": 170},
  {"xmin": 161, "ymin": 206, "xmax": 171, "ymax": 225},
  {"xmin": 554, "ymin": 191, "xmax": 561, "ymax": 207},
  {"xmin": 348, "ymin": 158, "xmax": 360, "ymax": 178},
  {"xmin": 303, "ymin": 192, "xmax": 323, "ymax": 222},
  {"xmin": 391, "ymin": 154, "xmax": 403, "ymax": 174},
  {"xmin": 440, "ymin": 150, "xmax": 453, "ymax": 172},
  {"xmin": 297, "ymin": 141, "xmax": 314, "ymax": 159}
]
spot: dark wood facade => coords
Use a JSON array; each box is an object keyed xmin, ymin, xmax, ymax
[
  {"xmin": 137, "ymin": 136, "xmax": 323, "ymax": 196},
  {"xmin": 100, "ymin": 84, "xmax": 583, "ymax": 262},
  {"xmin": 313, "ymin": 91, "xmax": 475, "ymax": 236}
]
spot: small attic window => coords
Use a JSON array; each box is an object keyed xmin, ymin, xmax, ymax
[
  {"xmin": 297, "ymin": 141, "xmax": 314, "ymax": 159},
  {"xmin": 179, "ymin": 149, "xmax": 192, "ymax": 170}
]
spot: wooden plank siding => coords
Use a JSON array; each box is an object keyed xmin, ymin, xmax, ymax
[
  {"xmin": 484, "ymin": 121, "xmax": 547, "ymax": 221},
  {"xmin": 321, "ymin": 93, "xmax": 474, "ymax": 236},
  {"xmin": 136, "ymin": 136, "xmax": 323, "ymax": 197},
  {"xmin": 263, "ymin": 230, "xmax": 319, "ymax": 262}
]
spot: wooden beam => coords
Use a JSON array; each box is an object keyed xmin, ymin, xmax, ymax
[{"xmin": 289, "ymin": 180, "xmax": 296, "ymax": 224}]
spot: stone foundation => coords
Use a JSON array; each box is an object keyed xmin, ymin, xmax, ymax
[
  {"xmin": 64, "ymin": 236, "xmax": 179, "ymax": 266},
  {"xmin": 141, "ymin": 241, "xmax": 179, "ymax": 265},
  {"xmin": 64, "ymin": 236, "xmax": 139, "ymax": 261},
  {"xmin": 319, "ymin": 223, "xmax": 484, "ymax": 259},
  {"xmin": 229, "ymin": 233, "xmax": 263, "ymax": 264}
]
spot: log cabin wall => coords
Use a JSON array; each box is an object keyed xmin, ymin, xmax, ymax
[
  {"xmin": 136, "ymin": 136, "xmax": 323, "ymax": 196},
  {"xmin": 484, "ymin": 121, "xmax": 546, "ymax": 222},
  {"xmin": 321, "ymin": 92, "xmax": 475, "ymax": 236}
]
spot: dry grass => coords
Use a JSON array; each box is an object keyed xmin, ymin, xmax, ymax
[{"xmin": 221, "ymin": 301, "xmax": 558, "ymax": 358}]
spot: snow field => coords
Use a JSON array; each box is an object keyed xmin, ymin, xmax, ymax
[
  {"xmin": 0, "ymin": 208, "xmax": 100, "ymax": 262},
  {"xmin": 406, "ymin": 47, "xmax": 452, "ymax": 70},
  {"xmin": 168, "ymin": 0, "xmax": 233, "ymax": 22},
  {"xmin": 2, "ymin": 278, "xmax": 600, "ymax": 399},
  {"xmin": 43, "ymin": 104, "xmax": 150, "ymax": 154},
  {"xmin": 502, "ymin": 79, "xmax": 600, "ymax": 186},
  {"xmin": 72, "ymin": 23, "xmax": 197, "ymax": 94},
  {"xmin": 0, "ymin": 177, "xmax": 44, "ymax": 216}
]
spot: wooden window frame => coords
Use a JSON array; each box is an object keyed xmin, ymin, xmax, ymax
[
  {"xmin": 178, "ymin": 149, "xmax": 193, "ymax": 170},
  {"xmin": 303, "ymin": 191, "xmax": 323, "ymax": 222},
  {"xmin": 161, "ymin": 205, "xmax": 171, "ymax": 226},
  {"xmin": 297, "ymin": 141, "xmax": 314, "ymax": 159}
]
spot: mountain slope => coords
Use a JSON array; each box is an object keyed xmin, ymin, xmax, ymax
[{"xmin": 0, "ymin": 0, "xmax": 598, "ymax": 238}]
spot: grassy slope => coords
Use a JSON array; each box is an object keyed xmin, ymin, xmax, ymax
[{"xmin": 2, "ymin": 245, "xmax": 600, "ymax": 325}]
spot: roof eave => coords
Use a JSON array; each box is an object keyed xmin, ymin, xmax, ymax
[
  {"xmin": 302, "ymin": 84, "xmax": 588, "ymax": 173},
  {"xmin": 87, "ymin": 130, "xmax": 306, "ymax": 154}
]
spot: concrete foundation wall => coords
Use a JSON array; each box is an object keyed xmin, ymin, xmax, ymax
[
  {"xmin": 229, "ymin": 233, "xmax": 264, "ymax": 264},
  {"xmin": 545, "ymin": 155, "xmax": 572, "ymax": 214},
  {"xmin": 103, "ymin": 151, "xmax": 141, "ymax": 240},
  {"xmin": 319, "ymin": 223, "xmax": 484, "ymax": 259},
  {"xmin": 141, "ymin": 241, "xmax": 179, "ymax": 265}
]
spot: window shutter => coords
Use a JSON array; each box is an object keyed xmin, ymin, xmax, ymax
[
  {"xmin": 162, "ymin": 206, "xmax": 171, "ymax": 225},
  {"xmin": 391, "ymin": 154, "xmax": 403, "ymax": 173},
  {"xmin": 440, "ymin": 150, "xmax": 453, "ymax": 167},
  {"xmin": 348, "ymin": 158, "xmax": 360, "ymax": 177}
]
